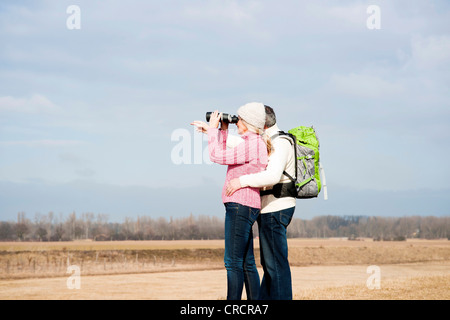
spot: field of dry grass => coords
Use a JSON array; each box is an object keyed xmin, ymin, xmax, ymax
[
  {"xmin": 297, "ymin": 274, "xmax": 450, "ymax": 300},
  {"xmin": 0, "ymin": 238, "xmax": 449, "ymax": 300},
  {"xmin": 0, "ymin": 240, "xmax": 226, "ymax": 280}
]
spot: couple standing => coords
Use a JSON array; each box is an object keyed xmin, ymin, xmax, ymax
[{"xmin": 191, "ymin": 102, "xmax": 296, "ymax": 300}]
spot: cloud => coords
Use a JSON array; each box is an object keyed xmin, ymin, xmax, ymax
[
  {"xmin": 320, "ymin": 3, "xmax": 368, "ymax": 30},
  {"xmin": 59, "ymin": 152, "xmax": 95, "ymax": 178},
  {"xmin": 0, "ymin": 140, "xmax": 84, "ymax": 147},
  {"xmin": 0, "ymin": 94, "xmax": 60, "ymax": 114},
  {"xmin": 408, "ymin": 34, "xmax": 450, "ymax": 70},
  {"xmin": 183, "ymin": 0, "xmax": 258, "ymax": 25},
  {"xmin": 59, "ymin": 152, "xmax": 85, "ymax": 165},
  {"xmin": 328, "ymin": 73, "xmax": 404, "ymax": 98},
  {"xmin": 74, "ymin": 168, "xmax": 95, "ymax": 178}
]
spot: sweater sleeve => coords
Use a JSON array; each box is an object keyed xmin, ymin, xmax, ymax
[
  {"xmin": 239, "ymin": 137, "xmax": 291, "ymax": 188},
  {"xmin": 208, "ymin": 128, "xmax": 264, "ymax": 165},
  {"xmin": 208, "ymin": 127, "xmax": 248, "ymax": 165}
]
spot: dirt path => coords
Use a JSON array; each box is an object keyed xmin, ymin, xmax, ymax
[{"xmin": 1, "ymin": 261, "xmax": 448, "ymax": 300}]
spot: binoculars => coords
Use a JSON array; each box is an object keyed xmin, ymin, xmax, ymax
[{"xmin": 205, "ymin": 112, "xmax": 239, "ymax": 124}]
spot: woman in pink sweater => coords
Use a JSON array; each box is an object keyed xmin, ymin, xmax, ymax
[{"xmin": 191, "ymin": 103, "xmax": 270, "ymax": 300}]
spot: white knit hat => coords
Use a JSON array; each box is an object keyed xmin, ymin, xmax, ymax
[{"xmin": 237, "ymin": 102, "xmax": 266, "ymax": 130}]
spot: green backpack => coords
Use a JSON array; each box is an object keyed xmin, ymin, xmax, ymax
[
  {"xmin": 262, "ymin": 126, "xmax": 328, "ymax": 200},
  {"xmin": 287, "ymin": 126, "xmax": 327, "ymax": 199}
]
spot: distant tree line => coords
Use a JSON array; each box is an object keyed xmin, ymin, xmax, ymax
[
  {"xmin": 286, "ymin": 215, "xmax": 450, "ymax": 240},
  {"xmin": 1, "ymin": 212, "xmax": 224, "ymax": 241},
  {"xmin": 0, "ymin": 212, "xmax": 449, "ymax": 241}
]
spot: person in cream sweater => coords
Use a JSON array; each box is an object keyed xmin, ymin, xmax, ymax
[{"xmin": 226, "ymin": 105, "xmax": 296, "ymax": 300}]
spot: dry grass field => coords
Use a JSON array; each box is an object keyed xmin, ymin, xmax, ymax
[{"xmin": 0, "ymin": 238, "xmax": 449, "ymax": 300}]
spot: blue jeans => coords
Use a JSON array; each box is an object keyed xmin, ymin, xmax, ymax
[
  {"xmin": 258, "ymin": 206, "xmax": 295, "ymax": 300},
  {"xmin": 224, "ymin": 202, "xmax": 261, "ymax": 300}
]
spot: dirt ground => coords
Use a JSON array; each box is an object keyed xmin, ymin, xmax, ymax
[
  {"xmin": 0, "ymin": 262, "xmax": 449, "ymax": 300},
  {"xmin": 0, "ymin": 239, "xmax": 449, "ymax": 300}
]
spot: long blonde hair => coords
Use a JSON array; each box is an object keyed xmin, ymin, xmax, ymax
[
  {"xmin": 258, "ymin": 128, "xmax": 273, "ymax": 156},
  {"xmin": 241, "ymin": 120, "xmax": 273, "ymax": 156}
]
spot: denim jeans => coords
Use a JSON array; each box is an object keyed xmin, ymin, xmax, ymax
[
  {"xmin": 224, "ymin": 202, "xmax": 261, "ymax": 300},
  {"xmin": 258, "ymin": 206, "xmax": 295, "ymax": 300}
]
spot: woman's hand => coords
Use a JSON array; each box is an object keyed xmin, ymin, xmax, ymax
[
  {"xmin": 190, "ymin": 110, "xmax": 222, "ymax": 133},
  {"xmin": 208, "ymin": 110, "xmax": 222, "ymax": 129},
  {"xmin": 225, "ymin": 178, "xmax": 242, "ymax": 196},
  {"xmin": 190, "ymin": 120, "xmax": 209, "ymax": 134}
]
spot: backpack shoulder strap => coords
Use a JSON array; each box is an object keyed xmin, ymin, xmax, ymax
[
  {"xmin": 271, "ymin": 131, "xmax": 294, "ymax": 145},
  {"xmin": 269, "ymin": 131, "xmax": 296, "ymax": 183}
]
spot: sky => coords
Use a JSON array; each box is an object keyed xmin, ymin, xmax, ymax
[{"xmin": 0, "ymin": 0, "xmax": 449, "ymax": 222}]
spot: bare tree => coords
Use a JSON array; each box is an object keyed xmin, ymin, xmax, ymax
[
  {"xmin": 16, "ymin": 212, "xmax": 29, "ymax": 241},
  {"xmin": 0, "ymin": 222, "xmax": 14, "ymax": 240}
]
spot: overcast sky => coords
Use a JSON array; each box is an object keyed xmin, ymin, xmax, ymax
[{"xmin": 1, "ymin": 0, "xmax": 449, "ymax": 222}]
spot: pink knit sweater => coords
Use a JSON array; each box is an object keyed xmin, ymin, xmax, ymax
[{"xmin": 208, "ymin": 128, "xmax": 268, "ymax": 209}]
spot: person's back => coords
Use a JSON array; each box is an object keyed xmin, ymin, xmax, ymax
[{"xmin": 247, "ymin": 122, "xmax": 296, "ymax": 213}]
